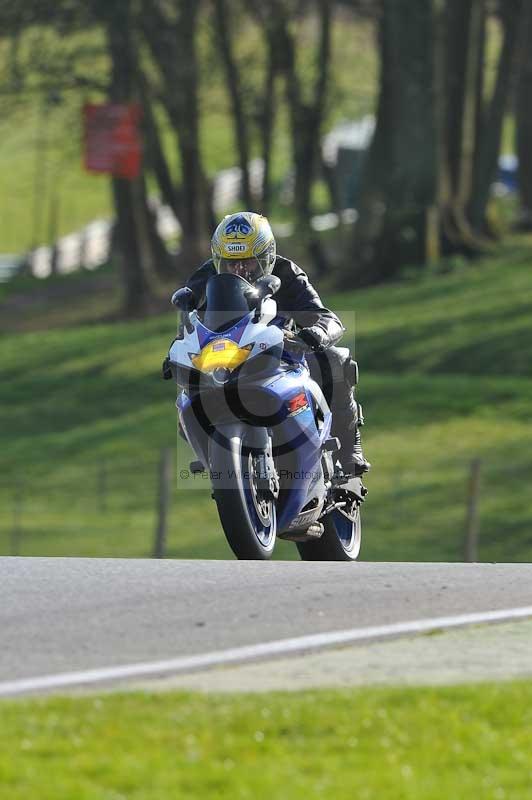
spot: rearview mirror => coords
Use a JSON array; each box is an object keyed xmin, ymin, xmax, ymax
[
  {"xmin": 171, "ymin": 287, "xmax": 196, "ymax": 334},
  {"xmin": 171, "ymin": 286, "xmax": 196, "ymax": 311},
  {"xmin": 255, "ymin": 275, "xmax": 281, "ymax": 298},
  {"xmin": 245, "ymin": 275, "xmax": 281, "ymax": 309}
]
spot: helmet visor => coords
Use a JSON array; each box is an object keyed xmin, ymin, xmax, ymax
[{"xmin": 219, "ymin": 257, "xmax": 264, "ymax": 283}]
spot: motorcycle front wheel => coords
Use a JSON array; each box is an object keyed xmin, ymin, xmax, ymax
[
  {"xmin": 296, "ymin": 506, "xmax": 361, "ymax": 561},
  {"xmin": 210, "ymin": 429, "xmax": 277, "ymax": 560}
]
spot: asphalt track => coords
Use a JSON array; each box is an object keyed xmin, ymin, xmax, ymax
[{"xmin": 1, "ymin": 558, "xmax": 532, "ymax": 695}]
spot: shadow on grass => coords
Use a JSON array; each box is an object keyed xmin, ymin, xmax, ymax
[{"xmin": 346, "ymin": 299, "xmax": 532, "ymax": 377}]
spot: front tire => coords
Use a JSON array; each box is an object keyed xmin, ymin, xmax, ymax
[
  {"xmin": 210, "ymin": 431, "xmax": 276, "ymax": 560},
  {"xmin": 296, "ymin": 505, "xmax": 361, "ymax": 561}
]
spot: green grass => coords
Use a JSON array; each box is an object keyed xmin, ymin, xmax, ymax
[
  {"xmin": 334, "ymin": 243, "xmax": 532, "ymax": 377},
  {"xmin": 1, "ymin": 240, "xmax": 532, "ymax": 561},
  {"xmin": 1, "ymin": 681, "xmax": 532, "ymax": 798}
]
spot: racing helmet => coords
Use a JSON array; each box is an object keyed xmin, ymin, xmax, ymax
[{"xmin": 211, "ymin": 211, "xmax": 276, "ymax": 283}]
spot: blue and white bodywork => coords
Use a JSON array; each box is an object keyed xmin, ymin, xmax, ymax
[{"xmin": 166, "ymin": 272, "xmax": 364, "ymax": 561}]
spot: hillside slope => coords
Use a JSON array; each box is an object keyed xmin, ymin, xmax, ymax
[{"xmin": 1, "ymin": 243, "xmax": 532, "ymax": 561}]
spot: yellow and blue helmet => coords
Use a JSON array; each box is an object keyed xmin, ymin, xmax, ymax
[{"xmin": 211, "ymin": 211, "xmax": 276, "ymax": 283}]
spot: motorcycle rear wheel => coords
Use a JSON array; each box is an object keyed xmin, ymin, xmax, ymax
[{"xmin": 296, "ymin": 505, "xmax": 361, "ymax": 561}]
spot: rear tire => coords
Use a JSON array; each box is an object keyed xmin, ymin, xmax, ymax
[
  {"xmin": 296, "ymin": 505, "xmax": 361, "ymax": 561},
  {"xmin": 210, "ymin": 432, "xmax": 276, "ymax": 560}
]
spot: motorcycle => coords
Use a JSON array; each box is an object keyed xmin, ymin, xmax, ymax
[{"xmin": 164, "ymin": 271, "xmax": 367, "ymax": 561}]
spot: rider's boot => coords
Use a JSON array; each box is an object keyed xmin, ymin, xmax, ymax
[
  {"xmin": 332, "ymin": 388, "xmax": 371, "ymax": 477},
  {"xmin": 342, "ymin": 422, "xmax": 371, "ymax": 477}
]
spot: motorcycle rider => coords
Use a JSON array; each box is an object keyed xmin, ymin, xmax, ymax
[{"xmin": 174, "ymin": 211, "xmax": 370, "ymax": 477}]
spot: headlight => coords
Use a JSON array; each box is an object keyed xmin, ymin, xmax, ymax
[
  {"xmin": 212, "ymin": 367, "xmax": 231, "ymax": 385},
  {"xmin": 191, "ymin": 340, "xmax": 253, "ymax": 373}
]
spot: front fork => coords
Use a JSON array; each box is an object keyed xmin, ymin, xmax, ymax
[{"xmin": 249, "ymin": 432, "xmax": 279, "ymax": 501}]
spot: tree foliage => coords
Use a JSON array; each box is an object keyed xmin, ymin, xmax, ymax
[{"xmin": 1, "ymin": 0, "xmax": 529, "ymax": 308}]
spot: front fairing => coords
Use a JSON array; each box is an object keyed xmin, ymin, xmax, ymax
[{"xmin": 168, "ymin": 276, "xmax": 284, "ymax": 389}]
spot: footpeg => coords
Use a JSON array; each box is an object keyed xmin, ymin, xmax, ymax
[{"xmin": 190, "ymin": 460, "xmax": 205, "ymax": 473}]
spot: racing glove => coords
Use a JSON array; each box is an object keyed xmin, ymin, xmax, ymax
[{"xmin": 296, "ymin": 325, "xmax": 330, "ymax": 352}]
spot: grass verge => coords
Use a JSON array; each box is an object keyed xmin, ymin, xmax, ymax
[{"xmin": 1, "ymin": 682, "xmax": 531, "ymax": 799}]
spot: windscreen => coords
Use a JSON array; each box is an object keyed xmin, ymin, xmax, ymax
[{"xmin": 203, "ymin": 273, "xmax": 252, "ymax": 332}]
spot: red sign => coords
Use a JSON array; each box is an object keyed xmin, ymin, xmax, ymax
[{"xmin": 83, "ymin": 103, "xmax": 142, "ymax": 179}]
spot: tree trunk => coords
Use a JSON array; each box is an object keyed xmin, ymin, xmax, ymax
[
  {"xmin": 111, "ymin": 178, "xmax": 151, "ymax": 316},
  {"xmin": 248, "ymin": 0, "xmax": 282, "ymax": 215},
  {"xmin": 106, "ymin": 0, "xmax": 152, "ymax": 316},
  {"xmin": 515, "ymin": 10, "xmax": 532, "ymax": 228},
  {"xmin": 445, "ymin": 1, "xmax": 484, "ymax": 208},
  {"xmin": 139, "ymin": 175, "xmax": 177, "ymax": 282},
  {"xmin": 174, "ymin": 0, "xmax": 210, "ymax": 265},
  {"xmin": 258, "ymin": 41, "xmax": 277, "ymax": 215},
  {"xmin": 262, "ymin": 0, "xmax": 332, "ymax": 274},
  {"xmin": 137, "ymin": 69, "xmax": 182, "ymax": 221},
  {"xmin": 469, "ymin": 0, "xmax": 529, "ymax": 233},
  {"xmin": 140, "ymin": 0, "xmax": 211, "ymax": 271},
  {"xmin": 212, "ymin": 0, "xmax": 253, "ymax": 208},
  {"xmin": 351, "ymin": 0, "xmax": 440, "ymax": 284},
  {"xmin": 287, "ymin": 0, "xmax": 332, "ymax": 234},
  {"xmin": 439, "ymin": 0, "xmax": 487, "ymax": 253}
]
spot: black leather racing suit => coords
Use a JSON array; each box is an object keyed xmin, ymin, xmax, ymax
[{"xmin": 184, "ymin": 255, "xmax": 367, "ymax": 473}]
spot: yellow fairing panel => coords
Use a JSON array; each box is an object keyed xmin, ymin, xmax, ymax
[{"xmin": 191, "ymin": 339, "xmax": 252, "ymax": 373}]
